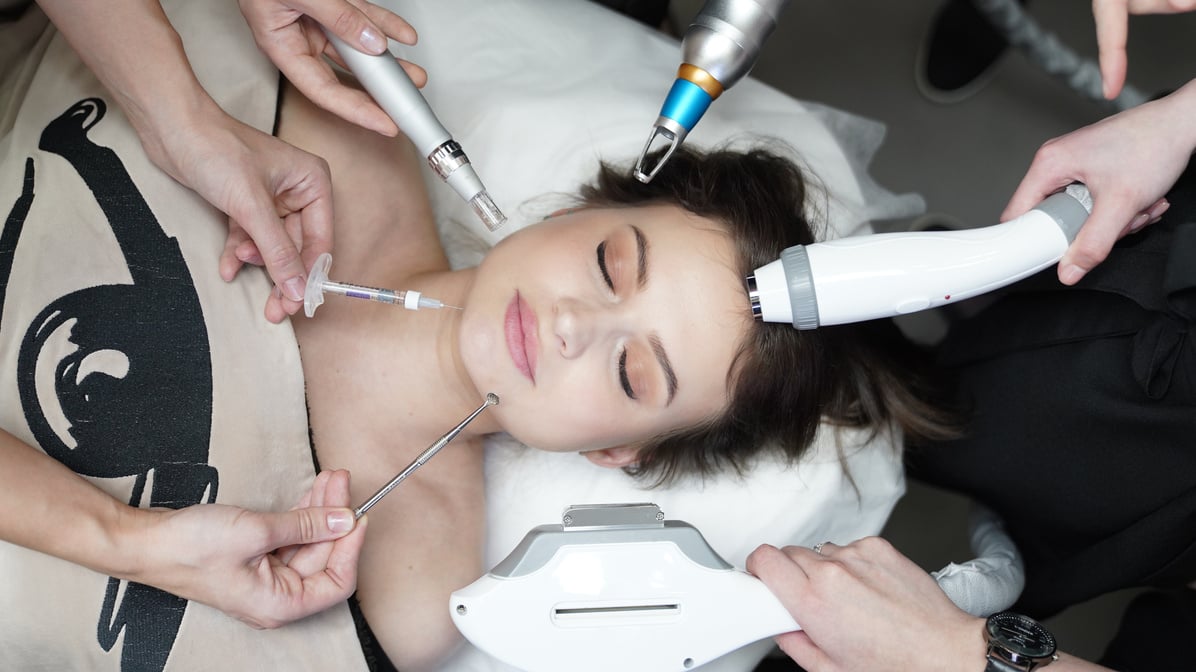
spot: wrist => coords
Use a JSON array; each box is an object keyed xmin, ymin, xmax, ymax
[
  {"xmin": 1167, "ymin": 79, "xmax": 1196, "ymax": 153},
  {"xmin": 102, "ymin": 503, "xmax": 161, "ymax": 584}
]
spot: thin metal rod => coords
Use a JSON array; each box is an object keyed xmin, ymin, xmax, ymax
[{"xmin": 353, "ymin": 393, "xmax": 499, "ymax": 519}]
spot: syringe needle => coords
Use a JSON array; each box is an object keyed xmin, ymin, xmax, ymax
[{"xmin": 353, "ymin": 393, "xmax": 500, "ymax": 519}]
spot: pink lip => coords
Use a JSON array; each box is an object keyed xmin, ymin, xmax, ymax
[{"xmin": 505, "ymin": 291, "xmax": 538, "ymax": 383}]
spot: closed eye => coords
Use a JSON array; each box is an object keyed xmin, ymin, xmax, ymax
[
  {"xmin": 618, "ymin": 348, "xmax": 636, "ymax": 400},
  {"xmin": 596, "ymin": 241, "xmax": 614, "ymax": 290}
]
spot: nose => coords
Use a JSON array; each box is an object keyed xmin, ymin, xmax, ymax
[{"xmin": 553, "ymin": 296, "xmax": 610, "ymax": 359}]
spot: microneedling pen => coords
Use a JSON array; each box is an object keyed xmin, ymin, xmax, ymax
[
  {"xmin": 354, "ymin": 393, "xmax": 499, "ymax": 519},
  {"xmin": 304, "ymin": 253, "xmax": 459, "ymax": 318},
  {"xmin": 322, "ymin": 28, "xmax": 507, "ymax": 232}
]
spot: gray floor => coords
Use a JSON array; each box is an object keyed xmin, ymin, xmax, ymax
[{"xmin": 667, "ymin": 0, "xmax": 1196, "ymax": 663}]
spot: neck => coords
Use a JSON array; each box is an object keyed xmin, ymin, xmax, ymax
[{"xmin": 370, "ymin": 267, "xmax": 504, "ymax": 440}]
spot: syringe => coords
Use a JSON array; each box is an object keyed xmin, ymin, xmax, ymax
[{"xmin": 304, "ymin": 253, "xmax": 460, "ymax": 318}]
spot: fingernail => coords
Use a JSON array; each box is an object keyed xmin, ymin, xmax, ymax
[
  {"xmin": 327, "ymin": 510, "xmax": 354, "ymax": 534},
  {"xmin": 283, "ymin": 276, "xmax": 305, "ymax": 302},
  {"xmin": 360, "ymin": 27, "xmax": 386, "ymax": 54},
  {"xmin": 1148, "ymin": 199, "xmax": 1171, "ymax": 220},
  {"xmin": 1130, "ymin": 212, "xmax": 1150, "ymax": 232},
  {"xmin": 1060, "ymin": 264, "xmax": 1085, "ymax": 285}
]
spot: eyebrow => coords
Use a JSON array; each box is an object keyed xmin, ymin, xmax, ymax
[
  {"xmin": 631, "ymin": 224, "xmax": 676, "ymax": 404},
  {"xmin": 650, "ymin": 334, "xmax": 678, "ymax": 405},
  {"xmin": 632, "ymin": 224, "xmax": 648, "ymax": 288}
]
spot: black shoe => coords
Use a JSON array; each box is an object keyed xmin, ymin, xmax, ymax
[{"xmin": 916, "ymin": 0, "xmax": 1027, "ymax": 104}]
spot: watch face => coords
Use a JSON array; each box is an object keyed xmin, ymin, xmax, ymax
[{"xmin": 986, "ymin": 612, "xmax": 1057, "ymax": 659}]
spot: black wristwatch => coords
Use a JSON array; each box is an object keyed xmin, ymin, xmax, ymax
[{"xmin": 983, "ymin": 611, "xmax": 1058, "ymax": 672}]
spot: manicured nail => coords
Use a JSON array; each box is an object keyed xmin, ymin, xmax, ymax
[
  {"xmin": 360, "ymin": 27, "xmax": 386, "ymax": 54},
  {"xmin": 1147, "ymin": 199, "xmax": 1170, "ymax": 220},
  {"xmin": 327, "ymin": 510, "xmax": 354, "ymax": 534},
  {"xmin": 283, "ymin": 276, "xmax": 305, "ymax": 302},
  {"xmin": 1129, "ymin": 212, "xmax": 1150, "ymax": 232},
  {"xmin": 1060, "ymin": 264, "xmax": 1085, "ymax": 285}
]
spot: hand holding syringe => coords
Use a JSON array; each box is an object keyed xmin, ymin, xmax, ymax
[{"xmin": 304, "ymin": 252, "xmax": 460, "ymax": 317}]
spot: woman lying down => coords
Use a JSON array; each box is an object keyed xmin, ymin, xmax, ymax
[
  {"xmin": 0, "ymin": 74, "xmax": 954, "ymax": 671},
  {"xmin": 278, "ymin": 79, "xmax": 956, "ymax": 669}
]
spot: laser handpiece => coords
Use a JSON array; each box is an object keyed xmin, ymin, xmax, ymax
[
  {"xmin": 322, "ymin": 29, "xmax": 507, "ymax": 232},
  {"xmin": 747, "ymin": 184, "xmax": 1094, "ymax": 329},
  {"xmin": 304, "ymin": 253, "xmax": 459, "ymax": 317},
  {"xmin": 354, "ymin": 393, "xmax": 499, "ymax": 519},
  {"xmin": 635, "ymin": 0, "xmax": 791, "ymax": 182}
]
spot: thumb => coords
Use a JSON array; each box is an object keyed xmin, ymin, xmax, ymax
[
  {"xmin": 303, "ymin": 0, "xmax": 389, "ymax": 55},
  {"xmin": 232, "ymin": 197, "xmax": 308, "ymax": 302},
  {"xmin": 266, "ymin": 507, "xmax": 357, "ymax": 548}
]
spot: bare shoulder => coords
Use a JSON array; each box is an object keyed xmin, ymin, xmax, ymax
[{"xmin": 275, "ymin": 77, "xmax": 449, "ymax": 287}]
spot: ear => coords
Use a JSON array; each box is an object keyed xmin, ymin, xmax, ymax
[{"xmin": 581, "ymin": 445, "xmax": 640, "ymax": 468}]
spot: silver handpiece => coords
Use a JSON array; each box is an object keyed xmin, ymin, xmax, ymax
[
  {"xmin": 323, "ymin": 30, "xmax": 506, "ymax": 231},
  {"xmin": 353, "ymin": 393, "xmax": 500, "ymax": 519},
  {"xmin": 635, "ymin": 0, "xmax": 791, "ymax": 182}
]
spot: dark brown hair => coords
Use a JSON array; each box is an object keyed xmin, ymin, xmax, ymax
[{"xmin": 577, "ymin": 145, "xmax": 958, "ymax": 485}]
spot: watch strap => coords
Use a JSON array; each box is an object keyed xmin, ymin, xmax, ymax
[{"xmin": 985, "ymin": 658, "xmax": 1026, "ymax": 672}]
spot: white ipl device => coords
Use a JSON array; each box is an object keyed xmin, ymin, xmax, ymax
[
  {"xmin": 748, "ymin": 184, "xmax": 1094, "ymax": 328},
  {"xmin": 450, "ymin": 503, "xmax": 798, "ymax": 672}
]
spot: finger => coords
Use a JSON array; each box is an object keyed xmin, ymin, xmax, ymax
[
  {"xmin": 264, "ymin": 286, "xmax": 291, "ymax": 324},
  {"xmin": 775, "ymin": 631, "xmax": 833, "ymax": 672},
  {"xmin": 280, "ymin": 184, "xmax": 334, "ymax": 274},
  {"xmin": 306, "ymin": 513, "xmax": 367, "ymax": 600},
  {"xmin": 323, "ymin": 470, "xmax": 353, "ymax": 508},
  {"xmin": 262, "ymin": 506, "xmax": 357, "ymax": 552},
  {"xmin": 1001, "ymin": 156, "xmax": 1076, "ymax": 222},
  {"xmin": 1058, "ymin": 197, "xmax": 1138, "ymax": 284},
  {"xmin": 220, "ymin": 223, "xmax": 252, "ymax": 281},
  {"xmin": 811, "ymin": 541, "xmax": 838, "ymax": 558},
  {"xmin": 359, "ymin": 1, "xmax": 418, "ymax": 45},
  {"xmin": 228, "ymin": 199, "xmax": 307, "ymax": 304},
  {"xmin": 235, "ymin": 239, "xmax": 264, "ymax": 266},
  {"xmin": 296, "ymin": 0, "xmax": 392, "ymax": 55},
  {"xmin": 399, "ymin": 59, "xmax": 428, "ymax": 88},
  {"xmin": 1092, "ymin": 0, "xmax": 1130, "ymax": 99},
  {"xmin": 285, "ymin": 31, "xmax": 401, "ymax": 137}
]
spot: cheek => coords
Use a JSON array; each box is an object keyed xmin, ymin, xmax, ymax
[{"xmin": 498, "ymin": 390, "xmax": 638, "ymax": 453}]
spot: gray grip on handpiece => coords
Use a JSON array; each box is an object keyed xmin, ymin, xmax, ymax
[{"xmin": 1038, "ymin": 183, "xmax": 1093, "ymax": 243}]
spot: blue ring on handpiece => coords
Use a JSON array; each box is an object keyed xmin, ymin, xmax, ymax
[{"xmin": 660, "ymin": 79, "xmax": 713, "ymax": 131}]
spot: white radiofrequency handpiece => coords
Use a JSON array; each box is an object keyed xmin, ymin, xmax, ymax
[
  {"xmin": 322, "ymin": 30, "xmax": 506, "ymax": 232},
  {"xmin": 747, "ymin": 184, "xmax": 1093, "ymax": 329},
  {"xmin": 450, "ymin": 504, "xmax": 799, "ymax": 672}
]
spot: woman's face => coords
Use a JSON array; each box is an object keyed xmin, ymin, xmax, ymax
[{"xmin": 459, "ymin": 204, "xmax": 751, "ymax": 454}]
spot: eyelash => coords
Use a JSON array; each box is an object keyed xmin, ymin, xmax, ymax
[
  {"xmin": 618, "ymin": 348, "xmax": 637, "ymax": 400},
  {"xmin": 600, "ymin": 240, "xmax": 636, "ymax": 401},
  {"xmin": 596, "ymin": 241, "xmax": 614, "ymax": 290}
]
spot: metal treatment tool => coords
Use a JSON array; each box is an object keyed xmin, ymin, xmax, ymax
[{"xmin": 353, "ymin": 393, "xmax": 499, "ymax": 519}]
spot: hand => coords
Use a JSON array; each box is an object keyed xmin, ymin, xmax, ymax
[
  {"xmin": 138, "ymin": 470, "xmax": 367, "ymax": 629},
  {"xmin": 148, "ymin": 102, "xmax": 334, "ymax": 322},
  {"xmin": 746, "ymin": 537, "xmax": 984, "ymax": 672},
  {"xmin": 238, "ymin": 0, "xmax": 427, "ymax": 136},
  {"xmin": 1093, "ymin": 0, "xmax": 1196, "ymax": 100},
  {"xmin": 1002, "ymin": 81, "xmax": 1196, "ymax": 285}
]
